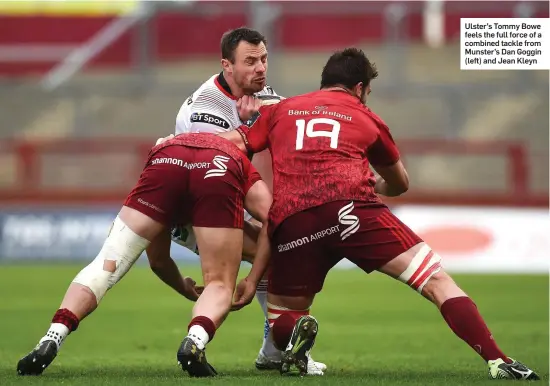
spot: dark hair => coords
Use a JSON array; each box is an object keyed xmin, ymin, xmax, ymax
[
  {"xmin": 221, "ymin": 27, "xmax": 267, "ymax": 62},
  {"xmin": 320, "ymin": 48, "xmax": 378, "ymax": 90}
]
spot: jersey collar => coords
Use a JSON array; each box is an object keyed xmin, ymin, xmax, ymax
[{"xmin": 215, "ymin": 72, "xmax": 238, "ymax": 101}]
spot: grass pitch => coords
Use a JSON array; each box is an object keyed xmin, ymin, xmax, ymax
[{"xmin": 0, "ymin": 264, "xmax": 548, "ymax": 385}]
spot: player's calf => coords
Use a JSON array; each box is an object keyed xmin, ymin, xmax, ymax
[
  {"xmin": 265, "ymin": 300, "xmax": 326, "ymax": 375},
  {"xmin": 17, "ymin": 211, "xmax": 155, "ymax": 376},
  {"xmin": 177, "ymin": 226, "xmax": 242, "ymax": 377},
  {"xmin": 178, "ymin": 280, "xmax": 233, "ymax": 377},
  {"xmin": 381, "ymin": 242, "xmax": 540, "ymax": 379}
]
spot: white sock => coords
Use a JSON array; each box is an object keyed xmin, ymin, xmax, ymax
[
  {"xmin": 39, "ymin": 323, "xmax": 69, "ymax": 349},
  {"xmin": 255, "ymin": 279, "xmax": 280, "ymax": 358},
  {"xmin": 188, "ymin": 325, "xmax": 209, "ymax": 350},
  {"xmin": 261, "ymin": 331, "xmax": 283, "ymax": 360},
  {"xmin": 255, "ymin": 279, "xmax": 268, "ymax": 319}
]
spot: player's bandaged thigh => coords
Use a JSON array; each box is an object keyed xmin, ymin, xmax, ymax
[
  {"xmin": 72, "ymin": 216, "xmax": 150, "ymax": 302},
  {"xmin": 397, "ymin": 243, "xmax": 442, "ymax": 293}
]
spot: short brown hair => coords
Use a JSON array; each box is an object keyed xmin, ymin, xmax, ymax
[
  {"xmin": 320, "ymin": 48, "xmax": 378, "ymax": 90},
  {"xmin": 221, "ymin": 27, "xmax": 267, "ymax": 63}
]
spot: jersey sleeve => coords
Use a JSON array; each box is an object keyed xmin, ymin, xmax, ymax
[
  {"xmin": 175, "ymin": 94, "xmax": 232, "ymax": 135},
  {"xmin": 235, "ymin": 104, "xmax": 273, "ymax": 153},
  {"xmin": 367, "ymin": 123, "xmax": 401, "ymax": 167},
  {"xmin": 243, "ymin": 162, "xmax": 262, "ymax": 195},
  {"xmin": 175, "ymin": 101, "xmax": 191, "ymax": 134}
]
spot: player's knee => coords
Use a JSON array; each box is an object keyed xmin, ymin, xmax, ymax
[
  {"xmin": 72, "ymin": 216, "xmax": 149, "ymax": 303},
  {"xmin": 421, "ymin": 271, "xmax": 466, "ymax": 306},
  {"xmin": 268, "ymin": 293, "xmax": 313, "ymax": 311},
  {"xmin": 205, "ymin": 280, "xmax": 234, "ymax": 303},
  {"xmin": 103, "ymin": 259, "xmax": 116, "ymax": 273},
  {"xmin": 397, "ymin": 244, "xmax": 442, "ymax": 294},
  {"xmin": 72, "ymin": 259, "xmax": 112, "ymax": 303},
  {"xmin": 203, "ymin": 271, "xmax": 236, "ymax": 291}
]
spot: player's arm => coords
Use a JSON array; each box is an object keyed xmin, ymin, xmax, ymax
[
  {"xmin": 146, "ymin": 229, "xmax": 201, "ymax": 301},
  {"xmin": 232, "ymin": 220, "xmax": 271, "ymax": 311},
  {"xmin": 219, "ymin": 98, "xmax": 272, "ymax": 154},
  {"xmin": 248, "ymin": 96, "xmax": 282, "ymax": 191},
  {"xmin": 367, "ymin": 125, "xmax": 409, "ymax": 197},
  {"xmin": 232, "ymin": 171, "xmax": 272, "ymax": 311},
  {"xmin": 232, "ymin": 216, "xmax": 271, "ymax": 311},
  {"xmin": 243, "ymin": 178, "xmax": 271, "ymax": 280}
]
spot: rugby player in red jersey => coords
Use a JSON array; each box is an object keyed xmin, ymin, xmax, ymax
[
  {"xmin": 173, "ymin": 27, "xmax": 325, "ymax": 374},
  {"xmin": 224, "ymin": 48, "xmax": 540, "ymax": 380},
  {"xmin": 17, "ymin": 133, "xmax": 271, "ymax": 378}
]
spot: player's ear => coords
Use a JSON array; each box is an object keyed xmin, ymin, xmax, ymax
[
  {"xmin": 353, "ymin": 82, "xmax": 364, "ymax": 99},
  {"xmin": 221, "ymin": 58, "xmax": 232, "ymax": 73}
]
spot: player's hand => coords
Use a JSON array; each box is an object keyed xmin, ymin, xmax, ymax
[
  {"xmin": 195, "ymin": 284, "xmax": 204, "ymax": 295},
  {"xmin": 155, "ymin": 134, "xmax": 174, "ymax": 146},
  {"xmin": 237, "ymin": 95, "xmax": 262, "ymax": 122},
  {"xmin": 182, "ymin": 276, "xmax": 202, "ymax": 301},
  {"xmin": 231, "ymin": 276, "xmax": 257, "ymax": 311}
]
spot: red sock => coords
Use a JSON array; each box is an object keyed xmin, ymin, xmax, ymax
[
  {"xmin": 269, "ymin": 308, "xmax": 309, "ymax": 351},
  {"xmin": 52, "ymin": 308, "xmax": 80, "ymax": 332},
  {"xmin": 271, "ymin": 313, "xmax": 297, "ymax": 350},
  {"xmin": 188, "ymin": 316, "xmax": 216, "ymax": 342},
  {"xmin": 440, "ymin": 297, "xmax": 510, "ymax": 363}
]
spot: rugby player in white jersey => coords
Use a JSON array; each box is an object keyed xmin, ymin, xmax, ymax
[{"xmin": 171, "ymin": 27, "xmax": 326, "ymax": 375}]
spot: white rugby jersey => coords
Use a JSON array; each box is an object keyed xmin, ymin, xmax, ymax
[
  {"xmin": 175, "ymin": 73, "xmax": 279, "ymax": 135},
  {"xmin": 171, "ymin": 73, "xmax": 279, "ymax": 252}
]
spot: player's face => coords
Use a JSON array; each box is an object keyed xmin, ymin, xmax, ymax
[{"xmin": 228, "ymin": 41, "xmax": 268, "ymax": 94}]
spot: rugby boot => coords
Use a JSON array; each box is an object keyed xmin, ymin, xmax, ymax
[
  {"xmin": 17, "ymin": 340, "xmax": 58, "ymax": 376},
  {"xmin": 255, "ymin": 351, "xmax": 282, "ymax": 370},
  {"xmin": 177, "ymin": 336, "xmax": 217, "ymax": 377},
  {"xmin": 280, "ymin": 315, "xmax": 319, "ymax": 376},
  {"xmin": 488, "ymin": 358, "xmax": 540, "ymax": 380}
]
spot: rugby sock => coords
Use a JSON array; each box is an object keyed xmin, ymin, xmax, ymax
[
  {"xmin": 268, "ymin": 303, "xmax": 309, "ymax": 351},
  {"xmin": 39, "ymin": 308, "xmax": 80, "ymax": 348},
  {"xmin": 255, "ymin": 279, "xmax": 269, "ymax": 319},
  {"xmin": 255, "ymin": 279, "xmax": 279, "ymax": 356},
  {"xmin": 188, "ymin": 316, "xmax": 216, "ymax": 350},
  {"xmin": 440, "ymin": 296, "xmax": 511, "ymax": 363}
]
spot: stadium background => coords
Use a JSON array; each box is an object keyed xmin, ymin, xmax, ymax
[{"xmin": 0, "ymin": 1, "xmax": 548, "ymax": 385}]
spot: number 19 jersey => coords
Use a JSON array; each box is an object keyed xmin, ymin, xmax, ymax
[{"xmin": 237, "ymin": 89, "xmax": 401, "ymax": 232}]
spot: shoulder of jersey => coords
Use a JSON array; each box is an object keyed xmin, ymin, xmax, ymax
[
  {"xmin": 187, "ymin": 75, "xmax": 234, "ymax": 106},
  {"xmin": 178, "ymin": 76, "xmax": 236, "ymax": 132},
  {"xmin": 364, "ymin": 107, "xmax": 386, "ymax": 125}
]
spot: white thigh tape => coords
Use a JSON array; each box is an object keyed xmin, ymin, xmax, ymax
[
  {"xmin": 398, "ymin": 244, "xmax": 442, "ymax": 293},
  {"xmin": 72, "ymin": 216, "xmax": 150, "ymax": 302}
]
